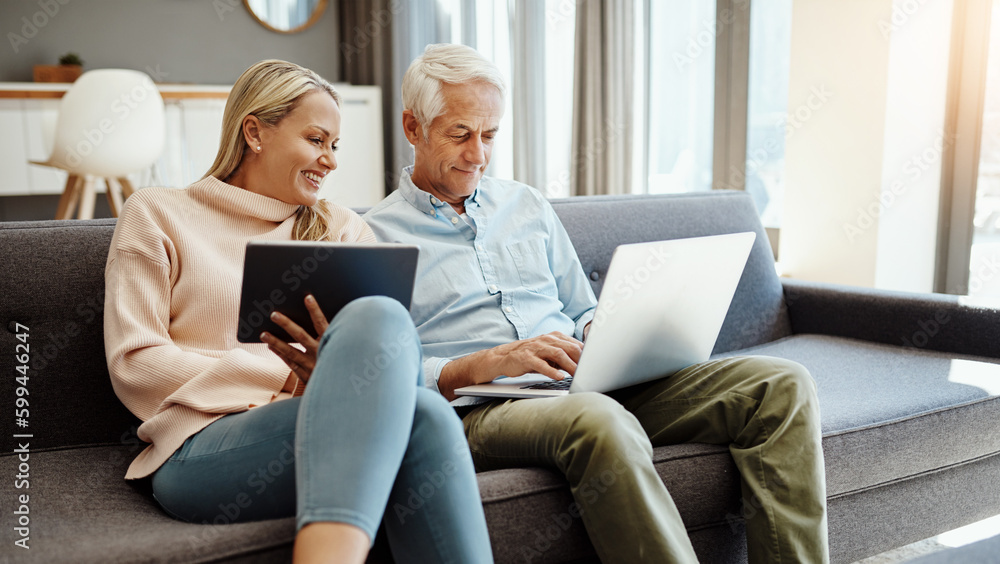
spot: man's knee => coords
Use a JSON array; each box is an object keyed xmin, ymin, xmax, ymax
[
  {"xmin": 732, "ymin": 357, "xmax": 816, "ymax": 396},
  {"xmin": 556, "ymin": 393, "xmax": 653, "ymax": 463},
  {"xmin": 743, "ymin": 357, "xmax": 821, "ymax": 427},
  {"xmin": 768, "ymin": 357, "xmax": 817, "ymax": 400}
]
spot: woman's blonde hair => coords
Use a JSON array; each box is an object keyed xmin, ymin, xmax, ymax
[{"xmin": 204, "ymin": 59, "xmax": 343, "ymax": 241}]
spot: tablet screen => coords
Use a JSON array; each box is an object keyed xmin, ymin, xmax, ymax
[{"xmin": 236, "ymin": 241, "xmax": 419, "ymax": 343}]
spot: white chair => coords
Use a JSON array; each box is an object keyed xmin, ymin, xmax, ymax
[{"xmin": 30, "ymin": 69, "xmax": 165, "ymax": 219}]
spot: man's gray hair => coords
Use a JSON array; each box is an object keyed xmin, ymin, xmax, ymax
[{"xmin": 402, "ymin": 43, "xmax": 507, "ymax": 135}]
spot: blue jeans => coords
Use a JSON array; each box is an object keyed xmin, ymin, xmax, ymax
[{"xmin": 151, "ymin": 297, "xmax": 493, "ymax": 563}]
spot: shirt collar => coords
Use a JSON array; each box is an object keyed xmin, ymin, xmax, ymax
[{"xmin": 397, "ymin": 166, "xmax": 481, "ymax": 216}]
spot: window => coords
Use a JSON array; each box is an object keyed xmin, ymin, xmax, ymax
[
  {"xmin": 967, "ymin": 0, "xmax": 1000, "ymax": 299},
  {"xmin": 745, "ymin": 0, "xmax": 792, "ymax": 228},
  {"xmin": 646, "ymin": 0, "xmax": 717, "ymax": 194},
  {"xmin": 542, "ymin": 0, "xmax": 576, "ymax": 198}
]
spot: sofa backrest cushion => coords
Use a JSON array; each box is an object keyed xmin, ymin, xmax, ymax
[
  {"xmin": 549, "ymin": 191, "xmax": 791, "ymax": 354},
  {"xmin": 0, "ymin": 191, "xmax": 791, "ymax": 451},
  {"xmin": 1, "ymin": 219, "xmax": 141, "ymax": 452}
]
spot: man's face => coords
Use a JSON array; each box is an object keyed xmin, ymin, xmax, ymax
[{"xmin": 405, "ymin": 80, "xmax": 503, "ymax": 208}]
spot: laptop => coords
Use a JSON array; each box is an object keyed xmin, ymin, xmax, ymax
[
  {"xmin": 454, "ymin": 232, "xmax": 756, "ymax": 398},
  {"xmin": 237, "ymin": 241, "xmax": 419, "ymax": 343}
]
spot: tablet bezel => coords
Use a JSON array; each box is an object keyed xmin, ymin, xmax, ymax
[{"xmin": 236, "ymin": 241, "xmax": 418, "ymax": 343}]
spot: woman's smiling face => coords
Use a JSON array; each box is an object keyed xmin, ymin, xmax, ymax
[{"xmin": 247, "ymin": 90, "xmax": 341, "ymax": 207}]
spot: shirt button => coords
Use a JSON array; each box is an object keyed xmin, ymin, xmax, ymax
[
  {"xmin": 451, "ymin": 217, "xmax": 459, "ymax": 225},
  {"xmin": 488, "ymin": 284, "xmax": 498, "ymax": 293},
  {"xmin": 476, "ymin": 244, "xmax": 484, "ymax": 252},
  {"xmin": 430, "ymin": 197, "xmax": 439, "ymax": 205},
  {"xmin": 504, "ymin": 306, "xmax": 513, "ymax": 313}
]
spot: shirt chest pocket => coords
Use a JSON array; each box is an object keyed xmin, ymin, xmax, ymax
[{"xmin": 508, "ymin": 239, "xmax": 556, "ymax": 295}]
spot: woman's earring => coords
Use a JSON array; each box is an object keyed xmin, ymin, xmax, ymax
[{"xmin": 256, "ymin": 146, "xmax": 262, "ymax": 152}]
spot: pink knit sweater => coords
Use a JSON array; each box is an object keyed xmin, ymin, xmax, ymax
[{"xmin": 104, "ymin": 176, "xmax": 375, "ymax": 479}]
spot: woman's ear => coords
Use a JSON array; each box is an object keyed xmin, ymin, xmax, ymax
[{"xmin": 242, "ymin": 115, "xmax": 264, "ymax": 153}]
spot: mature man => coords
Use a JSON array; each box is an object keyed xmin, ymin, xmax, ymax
[{"xmin": 364, "ymin": 43, "xmax": 829, "ymax": 564}]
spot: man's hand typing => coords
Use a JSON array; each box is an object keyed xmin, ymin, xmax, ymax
[{"xmin": 438, "ymin": 332, "xmax": 583, "ymax": 401}]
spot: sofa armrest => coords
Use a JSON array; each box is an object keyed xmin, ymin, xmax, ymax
[{"xmin": 782, "ymin": 278, "xmax": 1000, "ymax": 359}]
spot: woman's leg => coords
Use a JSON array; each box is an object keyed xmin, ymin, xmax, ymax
[
  {"xmin": 382, "ymin": 388, "xmax": 494, "ymax": 563},
  {"xmin": 153, "ymin": 296, "xmax": 491, "ymax": 560},
  {"xmin": 295, "ymin": 296, "xmax": 422, "ymax": 539},
  {"xmin": 151, "ymin": 296, "xmax": 422, "ymax": 536},
  {"xmin": 150, "ymin": 398, "xmax": 369, "ymax": 563},
  {"xmin": 151, "ymin": 398, "xmax": 300, "ymax": 525}
]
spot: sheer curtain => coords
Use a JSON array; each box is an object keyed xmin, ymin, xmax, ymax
[
  {"xmin": 510, "ymin": 0, "xmax": 547, "ymax": 191},
  {"xmin": 570, "ymin": 0, "xmax": 640, "ymax": 196}
]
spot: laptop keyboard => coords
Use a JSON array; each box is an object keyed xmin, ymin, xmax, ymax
[{"xmin": 521, "ymin": 377, "xmax": 573, "ymax": 390}]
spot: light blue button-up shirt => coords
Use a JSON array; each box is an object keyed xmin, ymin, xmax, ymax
[{"xmin": 363, "ymin": 167, "xmax": 597, "ymax": 404}]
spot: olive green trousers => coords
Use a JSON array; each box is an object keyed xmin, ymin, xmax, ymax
[{"xmin": 461, "ymin": 356, "xmax": 829, "ymax": 564}]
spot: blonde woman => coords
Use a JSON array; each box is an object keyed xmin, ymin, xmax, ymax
[{"xmin": 104, "ymin": 60, "xmax": 492, "ymax": 564}]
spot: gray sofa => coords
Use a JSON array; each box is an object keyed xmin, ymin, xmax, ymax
[{"xmin": 2, "ymin": 190, "xmax": 999, "ymax": 563}]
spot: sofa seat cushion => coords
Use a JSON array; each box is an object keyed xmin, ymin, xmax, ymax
[
  {"xmin": 0, "ymin": 445, "xmax": 296, "ymax": 563},
  {"xmin": 1, "ymin": 442, "xmax": 744, "ymax": 563},
  {"xmin": 716, "ymin": 334, "xmax": 1000, "ymax": 498}
]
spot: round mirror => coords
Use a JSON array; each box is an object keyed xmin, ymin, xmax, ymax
[{"xmin": 245, "ymin": 0, "xmax": 328, "ymax": 34}]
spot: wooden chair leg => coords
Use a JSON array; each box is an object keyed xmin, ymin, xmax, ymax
[
  {"xmin": 54, "ymin": 174, "xmax": 81, "ymax": 220},
  {"xmin": 117, "ymin": 176, "xmax": 136, "ymax": 199},
  {"xmin": 77, "ymin": 175, "xmax": 97, "ymax": 220},
  {"xmin": 105, "ymin": 177, "xmax": 124, "ymax": 217}
]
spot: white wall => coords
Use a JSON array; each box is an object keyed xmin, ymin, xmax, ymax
[
  {"xmin": 874, "ymin": 0, "xmax": 954, "ymax": 293},
  {"xmin": 780, "ymin": 0, "xmax": 894, "ymax": 286}
]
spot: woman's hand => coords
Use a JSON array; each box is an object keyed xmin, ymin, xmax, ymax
[{"xmin": 260, "ymin": 295, "xmax": 329, "ymax": 384}]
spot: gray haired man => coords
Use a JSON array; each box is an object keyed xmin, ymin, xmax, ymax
[{"xmin": 364, "ymin": 43, "xmax": 829, "ymax": 564}]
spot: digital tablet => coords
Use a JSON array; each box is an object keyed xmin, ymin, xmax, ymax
[{"xmin": 236, "ymin": 241, "xmax": 419, "ymax": 343}]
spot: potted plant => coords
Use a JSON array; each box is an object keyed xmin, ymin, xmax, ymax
[{"xmin": 33, "ymin": 53, "xmax": 84, "ymax": 83}]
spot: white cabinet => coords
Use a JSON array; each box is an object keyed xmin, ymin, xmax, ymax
[
  {"xmin": 0, "ymin": 98, "xmax": 65, "ymax": 196},
  {"xmin": 319, "ymin": 85, "xmax": 386, "ymax": 208},
  {"xmin": 161, "ymin": 98, "xmax": 226, "ymax": 188},
  {"xmin": 0, "ymin": 84, "xmax": 387, "ymax": 208},
  {"xmin": 0, "ymin": 100, "xmax": 31, "ymax": 196},
  {"xmin": 23, "ymin": 99, "xmax": 66, "ymax": 195}
]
